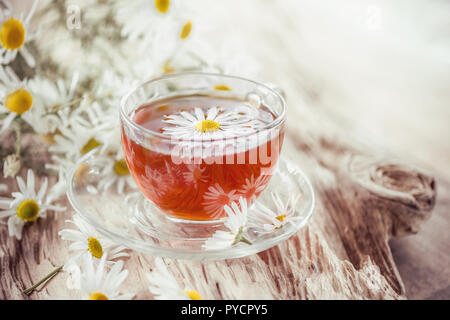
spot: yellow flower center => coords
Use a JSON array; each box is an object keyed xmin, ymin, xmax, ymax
[
  {"xmin": 16, "ymin": 199, "xmax": 40, "ymax": 222},
  {"xmin": 74, "ymin": 163, "xmax": 91, "ymax": 185},
  {"xmin": 80, "ymin": 138, "xmax": 102, "ymax": 155},
  {"xmin": 89, "ymin": 292, "xmax": 109, "ymax": 300},
  {"xmin": 40, "ymin": 133, "xmax": 57, "ymax": 144},
  {"xmin": 87, "ymin": 236, "xmax": 103, "ymax": 259},
  {"xmin": 184, "ymin": 290, "xmax": 202, "ymax": 300},
  {"xmin": 155, "ymin": 0, "xmax": 170, "ymax": 13},
  {"xmin": 163, "ymin": 60, "xmax": 174, "ymax": 74},
  {"xmin": 113, "ymin": 159, "xmax": 130, "ymax": 176},
  {"xmin": 0, "ymin": 18, "xmax": 25, "ymax": 50},
  {"xmin": 5, "ymin": 89, "xmax": 33, "ymax": 114},
  {"xmin": 180, "ymin": 21, "xmax": 192, "ymax": 40},
  {"xmin": 276, "ymin": 214, "xmax": 286, "ymax": 222},
  {"xmin": 214, "ymin": 85, "xmax": 231, "ymax": 91},
  {"xmin": 195, "ymin": 120, "xmax": 220, "ymax": 133}
]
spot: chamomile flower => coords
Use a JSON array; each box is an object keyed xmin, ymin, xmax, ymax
[
  {"xmin": 39, "ymin": 26, "xmax": 128, "ymax": 79},
  {"xmin": 49, "ymin": 115, "xmax": 108, "ymax": 162},
  {"xmin": 91, "ymin": 70, "xmax": 138, "ymax": 106},
  {"xmin": 0, "ymin": 169, "xmax": 65, "ymax": 240},
  {"xmin": 45, "ymin": 154, "xmax": 77, "ymax": 180},
  {"xmin": 58, "ymin": 214, "xmax": 129, "ymax": 265},
  {"xmin": 162, "ymin": 106, "xmax": 255, "ymax": 141},
  {"xmin": 28, "ymin": 73, "xmax": 79, "ymax": 113},
  {"xmin": 79, "ymin": 254, "xmax": 134, "ymax": 300},
  {"xmin": 92, "ymin": 105, "xmax": 123, "ymax": 157},
  {"xmin": 146, "ymin": 258, "xmax": 202, "ymax": 300},
  {"xmin": 24, "ymin": 73, "xmax": 80, "ymax": 135},
  {"xmin": 193, "ymin": 39, "xmax": 262, "ymax": 79},
  {"xmin": 248, "ymin": 192, "xmax": 300, "ymax": 232},
  {"xmin": 0, "ymin": 0, "xmax": 39, "ymax": 67},
  {"xmin": 65, "ymin": 262, "xmax": 82, "ymax": 290},
  {"xmin": 115, "ymin": 0, "xmax": 190, "ymax": 54},
  {"xmin": 46, "ymin": 165, "xmax": 68, "ymax": 204},
  {"xmin": 202, "ymin": 183, "xmax": 239, "ymax": 219},
  {"xmin": 73, "ymin": 96, "xmax": 112, "ymax": 129},
  {"xmin": 97, "ymin": 156, "xmax": 136, "ymax": 194},
  {"xmin": 203, "ymin": 196, "xmax": 251, "ymax": 250},
  {"xmin": 0, "ymin": 66, "xmax": 33, "ymax": 134}
]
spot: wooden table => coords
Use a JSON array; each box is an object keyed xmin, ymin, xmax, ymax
[{"xmin": 1, "ymin": 0, "xmax": 449, "ymax": 300}]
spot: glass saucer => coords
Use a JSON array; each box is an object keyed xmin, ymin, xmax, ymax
[{"xmin": 67, "ymin": 150, "xmax": 315, "ymax": 260}]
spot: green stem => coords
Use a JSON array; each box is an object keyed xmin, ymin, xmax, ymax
[
  {"xmin": 231, "ymin": 227, "xmax": 253, "ymax": 246},
  {"xmin": 23, "ymin": 265, "xmax": 63, "ymax": 295},
  {"xmin": 14, "ymin": 125, "xmax": 21, "ymax": 157},
  {"xmin": 239, "ymin": 236, "xmax": 253, "ymax": 246}
]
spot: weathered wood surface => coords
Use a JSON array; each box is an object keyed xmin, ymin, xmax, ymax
[{"xmin": 1, "ymin": 0, "xmax": 449, "ymax": 300}]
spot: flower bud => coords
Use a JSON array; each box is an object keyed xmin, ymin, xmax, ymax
[{"xmin": 3, "ymin": 154, "xmax": 21, "ymax": 178}]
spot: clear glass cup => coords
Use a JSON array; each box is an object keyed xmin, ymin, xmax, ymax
[{"xmin": 120, "ymin": 72, "xmax": 286, "ymax": 222}]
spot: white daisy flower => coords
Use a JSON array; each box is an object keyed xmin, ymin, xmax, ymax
[
  {"xmin": 162, "ymin": 106, "xmax": 256, "ymax": 141},
  {"xmin": 146, "ymin": 258, "xmax": 202, "ymax": 300},
  {"xmin": 97, "ymin": 156, "xmax": 136, "ymax": 194},
  {"xmin": 0, "ymin": 169, "xmax": 65, "ymax": 240},
  {"xmin": 72, "ymin": 96, "xmax": 112, "ymax": 129},
  {"xmin": 193, "ymin": 39, "xmax": 262, "ymax": 79},
  {"xmin": 0, "ymin": 66, "xmax": 33, "ymax": 134},
  {"xmin": 203, "ymin": 196, "xmax": 251, "ymax": 250},
  {"xmin": 36, "ymin": 96, "xmax": 110, "ymax": 176},
  {"xmin": 92, "ymin": 70, "xmax": 138, "ymax": 106},
  {"xmin": 202, "ymin": 183, "xmax": 239, "ymax": 219},
  {"xmin": 64, "ymin": 261, "xmax": 82, "ymax": 291},
  {"xmin": 98, "ymin": 127, "xmax": 122, "ymax": 159},
  {"xmin": 0, "ymin": 0, "xmax": 39, "ymax": 67},
  {"xmin": 114, "ymin": 0, "xmax": 190, "ymax": 56},
  {"xmin": 58, "ymin": 214, "xmax": 129, "ymax": 265},
  {"xmin": 79, "ymin": 254, "xmax": 134, "ymax": 300},
  {"xmin": 45, "ymin": 154, "xmax": 77, "ymax": 181},
  {"xmin": 248, "ymin": 192, "xmax": 300, "ymax": 232},
  {"xmin": 28, "ymin": 73, "xmax": 79, "ymax": 112},
  {"xmin": 46, "ymin": 165, "xmax": 68, "ymax": 204},
  {"xmin": 38, "ymin": 28, "xmax": 124, "ymax": 79},
  {"xmin": 49, "ymin": 115, "xmax": 108, "ymax": 162},
  {"xmin": 92, "ymin": 105, "xmax": 124, "ymax": 158},
  {"xmin": 25, "ymin": 73, "xmax": 80, "ymax": 135},
  {"xmin": 238, "ymin": 174, "xmax": 269, "ymax": 200}
]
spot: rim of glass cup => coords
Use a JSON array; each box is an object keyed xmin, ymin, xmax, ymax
[{"xmin": 119, "ymin": 72, "xmax": 287, "ymax": 142}]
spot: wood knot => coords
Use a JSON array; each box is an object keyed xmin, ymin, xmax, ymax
[{"xmin": 348, "ymin": 154, "xmax": 436, "ymax": 212}]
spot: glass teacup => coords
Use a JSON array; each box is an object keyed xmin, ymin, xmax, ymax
[{"xmin": 120, "ymin": 73, "xmax": 286, "ymax": 221}]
